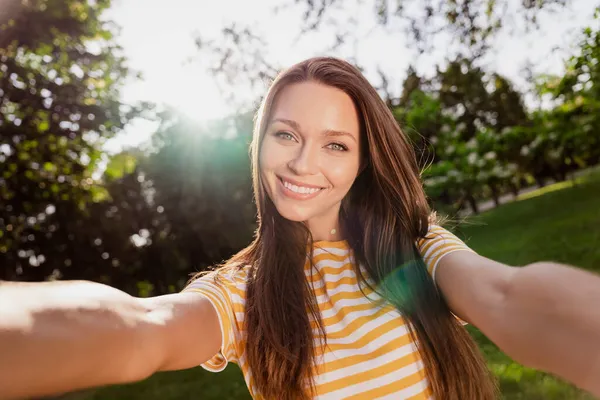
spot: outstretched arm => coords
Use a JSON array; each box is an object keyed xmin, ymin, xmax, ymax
[
  {"xmin": 436, "ymin": 252, "xmax": 600, "ymax": 396},
  {"xmin": 0, "ymin": 280, "xmax": 222, "ymax": 400}
]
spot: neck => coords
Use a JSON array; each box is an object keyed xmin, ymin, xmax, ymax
[{"xmin": 305, "ymin": 206, "xmax": 343, "ymax": 241}]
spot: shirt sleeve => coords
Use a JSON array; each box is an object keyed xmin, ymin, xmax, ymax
[
  {"xmin": 182, "ymin": 273, "xmax": 241, "ymax": 372},
  {"xmin": 417, "ymin": 224, "xmax": 476, "ymax": 284}
]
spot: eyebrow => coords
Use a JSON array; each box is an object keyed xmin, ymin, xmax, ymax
[{"xmin": 270, "ymin": 118, "xmax": 357, "ymax": 143}]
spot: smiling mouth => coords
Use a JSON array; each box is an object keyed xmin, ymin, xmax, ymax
[{"xmin": 278, "ymin": 176, "xmax": 325, "ymax": 195}]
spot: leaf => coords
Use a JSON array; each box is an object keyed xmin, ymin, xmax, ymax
[
  {"xmin": 105, "ymin": 153, "xmax": 138, "ymax": 180},
  {"xmin": 91, "ymin": 185, "xmax": 110, "ymax": 202},
  {"xmin": 38, "ymin": 120, "xmax": 50, "ymax": 132}
]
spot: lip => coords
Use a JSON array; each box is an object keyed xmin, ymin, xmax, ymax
[{"xmin": 277, "ymin": 175, "xmax": 326, "ymax": 200}]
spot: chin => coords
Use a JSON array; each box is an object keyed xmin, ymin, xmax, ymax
[{"xmin": 272, "ymin": 201, "xmax": 314, "ymax": 222}]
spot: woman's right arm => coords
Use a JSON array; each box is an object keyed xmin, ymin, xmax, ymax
[{"xmin": 0, "ymin": 279, "xmax": 222, "ymax": 400}]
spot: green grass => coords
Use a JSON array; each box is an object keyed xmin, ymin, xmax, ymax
[
  {"xmin": 62, "ymin": 365, "xmax": 251, "ymax": 400},
  {"xmin": 62, "ymin": 170, "xmax": 600, "ymax": 400},
  {"xmin": 458, "ymin": 169, "xmax": 600, "ymax": 400}
]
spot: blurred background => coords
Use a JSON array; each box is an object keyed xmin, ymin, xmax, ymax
[{"xmin": 1, "ymin": 0, "xmax": 600, "ymax": 399}]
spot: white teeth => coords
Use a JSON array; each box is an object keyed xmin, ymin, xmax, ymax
[{"xmin": 283, "ymin": 180, "xmax": 321, "ymax": 194}]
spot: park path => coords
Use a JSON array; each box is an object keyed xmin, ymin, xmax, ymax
[{"xmin": 460, "ymin": 166, "xmax": 597, "ymax": 216}]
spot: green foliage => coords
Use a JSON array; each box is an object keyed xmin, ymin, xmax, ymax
[
  {"xmin": 290, "ymin": 0, "xmax": 567, "ymax": 58},
  {"xmin": 105, "ymin": 152, "xmax": 137, "ymax": 181},
  {"xmin": 395, "ymin": 60, "xmax": 529, "ymax": 213},
  {"xmin": 0, "ymin": 0, "xmax": 141, "ymax": 280}
]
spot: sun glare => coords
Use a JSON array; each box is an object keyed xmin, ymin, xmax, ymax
[{"xmin": 153, "ymin": 69, "xmax": 231, "ymax": 124}]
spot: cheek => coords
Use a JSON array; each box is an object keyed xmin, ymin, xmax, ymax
[
  {"xmin": 259, "ymin": 137, "xmax": 287, "ymax": 171},
  {"xmin": 325, "ymin": 158, "xmax": 360, "ymax": 190}
]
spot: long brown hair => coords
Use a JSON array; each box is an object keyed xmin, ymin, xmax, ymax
[{"xmin": 213, "ymin": 57, "xmax": 497, "ymax": 399}]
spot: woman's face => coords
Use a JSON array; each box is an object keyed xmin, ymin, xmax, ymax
[{"xmin": 259, "ymin": 81, "xmax": 361, "ymax": 232}]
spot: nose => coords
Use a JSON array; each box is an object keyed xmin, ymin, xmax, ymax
[{"xmin": 288, "ymin": 142, "xmax": 319, "ymax": 176}]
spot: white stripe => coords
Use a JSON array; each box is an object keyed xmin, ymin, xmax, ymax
[
  {"xmin": 230, "ymin": 292, "xmax": 245, "ymax": 305},
  {"xmin": 319, "ymin": 323, "xmax": 412, "ymax": 363},
  {"xmin": 312, "ymin": 246, "xmax": 351, "ymax": 257},
  {"xmin": 187, "ymin": 284, "xmax": 229, "ymax": 310},
  {"xmin": 372, "ymin": 378, "xmax": 430, "ymax": 400},
  {"xmin": 316, "ymin": 359, "xmax": 425, "ymax": 399},
  {"xmin": 317, "ymin": 296, "xmax": 381, "ymax": 319},
  {"xmin": 317, "ymin": 303, "xmax": 385, "ymax": 334},
  {"xmin": 421, "ymin": 238, "xmax": 461, "ymax": 260},
  {"xmin": 323, "ymin": 308, "xmax": 403, "ymax": 345},
  {"xmin": 307, "ymin": 268, "xmax": 359, "ymax": 288},
  {"xmin": 311, "ymin": 256, "xmax": 355, "ymax": 272},
  {"xmin": 313, "ymin": 285, "xmax": 381, "ymax": 306},
  {"xmin": 426, "ymin": 244, "xmax": 467, "ymax": 268},
  {"xmin": 316, "ymin": 341, "xmax": 418, "ymax": 384},
  {"xmin": 316, "ymin": 296, "xmax": 382, "ymax": 320}
]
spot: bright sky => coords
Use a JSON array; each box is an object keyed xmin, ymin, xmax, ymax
[{"xmin": 104, "ymin": 0, "xmax": 598, "ymax": 153}]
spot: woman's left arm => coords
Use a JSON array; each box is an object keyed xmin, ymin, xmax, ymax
[{"xmin": 436, "ymin": 251, "xmax": 600, "ymax": 396}]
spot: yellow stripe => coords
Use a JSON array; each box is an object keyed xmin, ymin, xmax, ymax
[
  {"xmin": 320, "ymin": 330, "xmax": 414, "ymax": 373},
  {"xmin": 314, "ymin": 241, "xmax": 351, "ymax": 250},
  {"xmin": 318, "ymin": 301, "xmax": 380, "ymax": 326},
  {"xmin": 315, "ymin": 289, "xmax": 377, "ymax": 313},
  {"xmin": 311, "ymin": 276, "xmax": 360, "ymax": 296},
  {"xmin": 306, "ymin": 264, "xmax": 355, "ymax": 281},
  {"xmin": 185, "ymin": 287, "xmax": 232, "ymax": 368},
  {"xmin": 342, "ymin": 370, "xmax": 428, "ymax": 400},
  {"xmin": 320, "ymin": 303, "xmax": 392, "ymax": 337},
  {"xmin": 320, "ymin": 317, "xmax": 406, "ymax": 352},
  {"xmin": 418, "ymin": 233, "xmax": 446, "ymax": 255},
  {"xmin": 312, "ymin": 251, "xmax": 353, "ymax": 263},
  {"xmin": 225, "ymin": 284, "xmax": 246, "ymax": 299},
  {"xmin": 317, "ymin": 350, "xmax": 423, "ymax": 394},
  {"xmin": 406, "ymin": 386, "xmax": 433, "ymax": 399},
  {"xmin": 428, "ymin": 245, "xmax": 471, "ymax": 273}
]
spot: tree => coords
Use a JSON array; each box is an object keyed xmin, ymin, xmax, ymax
[
  {"xmin": 292, "ymin": 0, "xmax": 567, "ymax": 58},
  {"xmin": 536, "ymin": 8, "xmax": 600, "ymax": 174},
  {"xmin": 192, "ymin": 0, "xmax": 568, "ymax": 100},
  {"xmin": 394, "ymin": 62, "xmax": 528, "ymax": 213},
  {"xmin": 0, "ymin": 0, "xmax": 143, "ymax": 280}
]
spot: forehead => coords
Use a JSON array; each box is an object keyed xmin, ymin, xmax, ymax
[{"xmin": 269, "ymin": 81, "xmax": 360, "ymax": 136}]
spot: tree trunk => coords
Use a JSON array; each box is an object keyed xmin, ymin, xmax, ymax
[
  {"xmin": 509, "ymin": 182, "xmax": 519, "ymax": 198},
  {"xmin": 465, "ymin": 190, "xmax": 479, "ymax": 214},
  {"xmin": 558, "ymin": 168, "xmax": 567, "ymax": 182},
  {"xmin": 489, "ymin": 183, "xmax": 500, "ymax": 207},
  {"xmin": 440, "ymin": 189, "xmax": 451, "ymax": 205},
  {"xmin": 535, "ymin": 176, "xmax": 546, "ymax": 188}
]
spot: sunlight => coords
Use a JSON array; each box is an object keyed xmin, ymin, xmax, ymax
[
  {"xmin": 153, "ymin": 68, "xmax": 231, "ymax": 124},
  {"xmin": 121, "ymin": 64, "xmax": 231, "ymax": 124}
]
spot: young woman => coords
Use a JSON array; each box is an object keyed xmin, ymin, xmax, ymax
[{"xmin": 1, "ymin": 57, "xmax": 600, "ymax": 400}]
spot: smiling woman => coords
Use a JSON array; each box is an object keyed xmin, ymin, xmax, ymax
[
  {"xmin": 260, "ymin": 82, "xmax": 361, "ymax": 240},
  {"xmin": 3, "ymin": 57, "xmax": 600, "ymax": 400}
]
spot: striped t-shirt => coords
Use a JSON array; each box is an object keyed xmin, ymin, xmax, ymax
[{"xmin": 184, "ymin": 225, "xmax": 474, "ymax": 399}]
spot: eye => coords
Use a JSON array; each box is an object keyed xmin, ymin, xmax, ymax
[
  {"xmin": 275, "ymin": 131, "xmax": 296, "ymax": 141},
  {"xmin": 327, "ymin": 142, "xmax": 348, "ymax": 152}
]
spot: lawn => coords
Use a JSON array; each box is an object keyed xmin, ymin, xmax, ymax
[
  {"xmin": 457, "ymin": 168, "xmax": 600, "ymax": 400},
  {"xmin": 62, "ymin": 169, "xmax": 600, "ymax": 400}
]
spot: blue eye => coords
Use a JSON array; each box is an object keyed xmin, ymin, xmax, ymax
[
  {"xmin": 328, "ymin": 142, "xmax": 348, "ymax": 151},
  {"xmin": 275, "ymin": 131, "xmax": 295, "ymax": 141}
]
